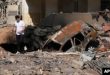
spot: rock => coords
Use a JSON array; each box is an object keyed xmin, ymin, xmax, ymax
[
  {"xmin": 0, "ymin": 47, "xmax": 8, "ymax": 59},
  {"xmin": 50, "ymin": 72, "xmax": 61, "ymax": 75},
  {"xmin": 53, "ymin": 67, "xmax": 60, "ymax": 72},
  {"xmin": 0, "ymin": 70, "xmax": 13, "ymax": 75},
  {"xmin": 66, "ymin": 46, "xmax": 76, "ymax": 53},
  {"xmin": 36, "ymin": 68, "xmax": 43, "ymax": 75},
  {"xmin": 80, "ymin": 51, "xmax": 96, "ymax": 63}
]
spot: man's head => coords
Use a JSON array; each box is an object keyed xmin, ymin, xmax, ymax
[{"xmin": 15, "ymin": 15, "xmax": 21, "ymax": 22}]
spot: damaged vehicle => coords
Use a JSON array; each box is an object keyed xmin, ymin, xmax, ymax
[
  {"xmin": 43, "ymin": 21, "xmax": 84, "ymax": 52},
  {"xmin": 42, "ymin": 21, "xmax": 101, "ymax": 52},
  {"xmin": 24, "ymin": 13, "xmax": 110, "ymax": 53}
]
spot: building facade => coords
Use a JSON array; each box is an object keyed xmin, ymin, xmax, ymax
[{"xmin": 19, "ymin": 0, "xmax": 110, "ymax": 25}]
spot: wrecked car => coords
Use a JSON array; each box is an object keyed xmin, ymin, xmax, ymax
[
  {"xmin": 24, "ymin": 13, "xmax": 110, "ymax": 53},
  {"xmin": 42, "ymin": 21, "xmax": 101, "ymax": 52}
]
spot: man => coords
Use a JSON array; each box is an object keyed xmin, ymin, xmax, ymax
[{"xmin": 15, "ymin": 15, "xmax": 26, "ymax": 53}]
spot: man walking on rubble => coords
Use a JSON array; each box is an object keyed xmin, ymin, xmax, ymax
[{"xmin": 15, "ymin": 15, "xmax": 26, "ymax": 54}]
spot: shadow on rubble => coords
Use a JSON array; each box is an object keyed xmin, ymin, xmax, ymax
[
  {"xmin": 0, "ymin": 42, "xmax": 39, "ymax": 54},
  {"xmin": 0, "ymin": 43, "xmax": 18, "ymax": 53},
  {"xmin": 0, "ymin": 43, "xmax": 38, "ymax": 54},
  {"xmin": 0, "ymin": 33, "xmax": 18, "ymax": 53}
]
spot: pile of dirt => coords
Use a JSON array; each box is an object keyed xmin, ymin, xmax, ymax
[{"xmin": 0, "ymin": 26, "xmax": 15, "ymax": 44}]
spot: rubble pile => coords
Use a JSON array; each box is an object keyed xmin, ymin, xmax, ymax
[
  {"xmin": 23, "ymin": 13, "xmax": 110, "ymax": 52},
  {"xmin": 22, "ymin": 14, "xmax": 110, "ymax": 74},
  {"xmin": 0, "ymin": 51, "xmax": 99, "ymax": 75},
  {"xmin": 83, "ymin": 56, "xmax": 110, "ymax": 74},
  {"xmin": 23, "ymin": 14, "xmax": 70, "ymax": 51},
  {"xmin": 0, "ymin": 13, "xmax": 110, "ymax": 75}
]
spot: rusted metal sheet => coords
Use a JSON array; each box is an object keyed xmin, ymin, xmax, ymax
[{"xmin": 51, "ymin": 21, "xmax": 82, "ymax": 45}]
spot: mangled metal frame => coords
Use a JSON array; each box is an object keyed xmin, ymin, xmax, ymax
[
  {"xmin": 42, "ymin": 20, "xmax": 110, "ymax": 52},
  {"xmin": 42, "ymin": 21, "xmax": 90, "ymax": 51}
]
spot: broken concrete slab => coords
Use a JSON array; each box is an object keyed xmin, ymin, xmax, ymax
[{"xmin": 80, "ymin": 51, "xmax": 96, "ymax": 63}]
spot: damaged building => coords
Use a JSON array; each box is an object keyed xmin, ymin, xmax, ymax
[
  {"xmin": 1, "ymin": 0, "xmax": 109, "ymax": 52},
  {"xmin": 2, "ymin": 0, "xmax": 110, "ymax": 25},
  {"xmin": 0, "ymin": 0, "xmax": 110, "ymax": 75},
  {"xmin": 16, "ymin": 0, "xmax": 110, "ymax": 25}
]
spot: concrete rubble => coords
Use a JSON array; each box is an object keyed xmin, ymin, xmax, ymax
[
  {"xmin": 0, "ymin": 51, "xmax": 99, "ymax": 75},
  {"xmin": 0, "ymin": 13, "xmax": 110, "ymax": 75}
]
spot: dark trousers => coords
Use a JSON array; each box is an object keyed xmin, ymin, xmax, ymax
[{"xmin": 16, "ymin": 35, "xmax": 25, "ymax": 53}]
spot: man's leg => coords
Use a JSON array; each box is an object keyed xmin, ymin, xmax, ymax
[
  {"xmin": 16, "ymin": 35, "xmax": 25, "ymax": 53},
  {"xmin": 19, "ymin": 35, "xmax": 26, "ymax": 53},
  {"xmin": 16, "ymin": 35, "xmax": 21, "ymax": 53}
]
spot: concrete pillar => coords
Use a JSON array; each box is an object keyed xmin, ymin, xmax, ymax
[
  {"xmin": 22, "ymin": 0, "xmax": 33, "ymax": 25},
  {"xmin": 45, "ymin": 0, "xmax": 58, "ymax": 16},
  {"xmin": 88, "ymin": 0, "xmax": 101, "ymax": 12}
]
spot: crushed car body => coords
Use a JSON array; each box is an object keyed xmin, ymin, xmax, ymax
[{"xmin": 43, "ymin": 20, "xmax": 110, "ymax": 53}]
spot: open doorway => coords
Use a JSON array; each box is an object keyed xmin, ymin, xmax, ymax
[
  {"xmin": 58, "ymin": 0, "xmax": 78, "ymax": 13},
  {"xmin": 58, "ymin": 0, "xmax": 88, "ymax": 13},
  {"xmin": 101, "ymin": 0, "xmax": 110, "ymax": 11}
]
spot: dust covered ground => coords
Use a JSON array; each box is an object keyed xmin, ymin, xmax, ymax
[
  {"xmin": 0, "ymin": 51, "xmax": 99, "ymax": 75},
  {"xmin": 0, "ymin": 26, "xmax": 99, "ymax": 75}
]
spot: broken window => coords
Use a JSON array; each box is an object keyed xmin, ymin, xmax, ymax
[
  {"xmin": 72, "ymin": 32, "xmax": 85, "ymax": 45},
  {"xmin": 43, "ymin": 41, "xmax": 61, "ymax": 51},
  {"xmin": 62, "ymin": 40, "xmax": 72, "ymax": 52},
  {"xmin": 60, "ymin": 32, "xmax": 85, "ymax": 52}
]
